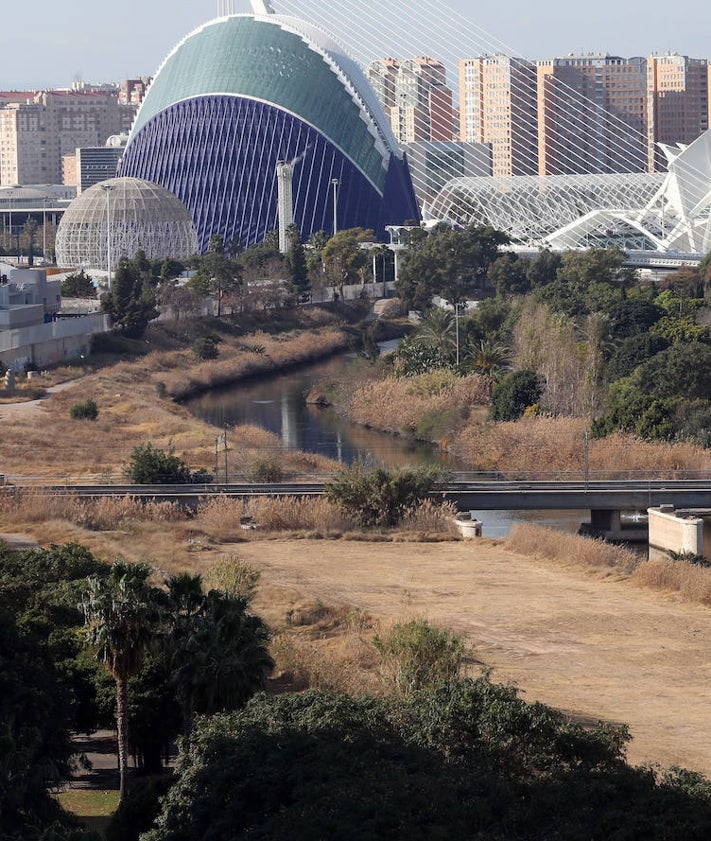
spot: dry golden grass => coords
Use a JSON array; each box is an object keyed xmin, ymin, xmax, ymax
[
  {"xmin": 0, "ymin": 324, "xmax": 349, "ymax": 482},
  {"xmin": 270, "ymin": 601, "xmax": 383, "ymax": 695},
  {"xmin": 634, "ymin": 557, "xmax": 711, "ymax": 605},
  {"xmin": 343, "ymin": 367, "xmax": 711, "ymax": 475},
  {"xmin": 505, "ymin": 523, "xmax": 640, "ymax": 573},
  {"xmin": 347, "ymin": 370, "xmax": 489, "ymax": 444}
]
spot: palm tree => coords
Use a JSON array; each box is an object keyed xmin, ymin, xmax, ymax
[
  {"xmin": 80, "ymin": 560, "xmax": 161, "ymax": 802},
  {"xmin": 415, "ymin": 307, "xmax": 456, "ymax": 360},
  {"xmin": 463, "ymin": 338, "xmax": 511, "ymax": 392},
  {"xmin": 165, "ymin": 575, "xmax": 273, "ymax": 733}
]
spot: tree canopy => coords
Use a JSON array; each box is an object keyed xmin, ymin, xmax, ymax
[{"xmin": 396, "ymin": 224, "xmax": 509, "ymax": 310}]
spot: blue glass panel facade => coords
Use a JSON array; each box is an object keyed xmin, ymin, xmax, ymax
[
  {"xmin": 131, "ymin": 16, "xmax": 390, "ymax": 191},
  {"xmin": 119, "ymin": 95, "xmax": 419, "ymax": 251}
]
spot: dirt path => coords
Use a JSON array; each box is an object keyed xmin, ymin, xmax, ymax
[
  {"xmin": 0, "ymin": 379, "xmax": 81, "ymax": 418},
  {"xmin": 242, "ymin": 538, "xmax": 711, "ymax": 776}
]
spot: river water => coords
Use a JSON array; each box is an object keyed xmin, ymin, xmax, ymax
[{"xmin": 184, "ymin": 352, "xmax": 590, "ymax": 537}]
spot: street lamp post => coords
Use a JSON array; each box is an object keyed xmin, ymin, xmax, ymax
[
  {"xmin": 331, "ymin": 178, "xmax": 339, "ymax": 236},
  {"xmin": 454, "ymin": 302, "xmax": 462, "ymax": 367},
  {"xmin": 101, "ymin": 184, "xmax": 113, "ymax": 291}
]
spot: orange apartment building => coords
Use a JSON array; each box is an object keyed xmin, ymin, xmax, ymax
[{"xmin": 457, "ymin": 52, "xmax": 708, "ymax": 177}]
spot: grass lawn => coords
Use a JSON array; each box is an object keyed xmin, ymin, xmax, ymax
[{"xmin": 55, "ymin": 789, "xmax": 119, "ymax": 834}]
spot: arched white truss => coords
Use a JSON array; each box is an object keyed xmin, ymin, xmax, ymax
[
  {"xmin": 429, "ymin": 172, "xmax": 664, "ymax": 249},
  {"xmin": 430, "ymin": 130, "xmax": 711, "ymax": 254}
]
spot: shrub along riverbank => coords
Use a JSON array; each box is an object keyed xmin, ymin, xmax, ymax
[{"xmin": 338, "ymin": 360, "xmax": 711, "ymax": 475}]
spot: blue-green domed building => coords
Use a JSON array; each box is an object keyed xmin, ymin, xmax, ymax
[{"xmin": 119, "ymin": 11, "xmax": 419, "ymax": 252}]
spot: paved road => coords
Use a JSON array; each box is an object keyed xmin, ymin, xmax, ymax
[{"xmin": 69, "ymin": 731, "xmax": 120, "ymax": 791}]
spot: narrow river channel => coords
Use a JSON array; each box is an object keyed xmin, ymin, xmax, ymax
[{"xmin": 184, "ymin": 352, "xmax": 590, "ymax": 537}]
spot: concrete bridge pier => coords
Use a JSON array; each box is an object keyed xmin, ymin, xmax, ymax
[
  {"xmin": 590, "ymin": 508, "xmax": 622, "ymax": 536},
  {"xmin": 581, "ymin": 508, "xmax": 646, "ymax": 542}
]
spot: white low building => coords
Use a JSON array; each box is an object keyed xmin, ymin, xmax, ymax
[{"xmin": 0, "ymin": 262, "xmax": 109, "ymax": 370}]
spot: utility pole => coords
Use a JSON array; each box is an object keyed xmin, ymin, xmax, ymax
[{"xmin": 223, "ymin": 427, "xmax": 229, "ymax": 486}]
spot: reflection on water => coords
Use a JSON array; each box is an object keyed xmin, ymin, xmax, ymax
[
  {"xmin": 184, "ymin": 354, "xmax": 450, "ymax": 469},
  {"xmin": 184, "ymin": 354, "xmax": 601, "ymax": 537},
  {"xmin": 467, "ymin": 509, "xmax": 591, "ymax": 538}
]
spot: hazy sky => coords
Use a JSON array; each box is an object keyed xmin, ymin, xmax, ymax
[{"xmin": 3, "ymin": 0, "xmax": 709, "ymax": 90}]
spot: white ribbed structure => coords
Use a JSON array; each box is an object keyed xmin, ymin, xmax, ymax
[
  {"xmin": 274, "ymin": 0, "xmax": 711, "ymax": 253},
  {"xmin": 55, "ymin": 178, "xmax": 198, "ymax": 270}
]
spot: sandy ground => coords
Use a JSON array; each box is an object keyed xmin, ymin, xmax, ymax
[{"xmin": 242, "ymin": 537, "xmax": 711, "ymax": 776}]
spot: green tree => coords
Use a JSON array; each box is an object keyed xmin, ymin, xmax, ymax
[
  {"xmin": 165, "ymin": 576, "xmax": 273, "ymax": 734},
  {"xmin": 604, "ymin": 296, "xmax": 665, "ymax": 339},
  {"xmin": 0, "ymin": 609, "xmax": 103, "ymax": 839},
  {"xmin": 321, "ymin": 227, "xmax": 374, "ymax": 286},
  {"xmin": 61, "ymin": 269, "xmax": 96, "ymax": 298},
  {"xmin": 285, "ymin": 224, "xmax": 310, "ymax": 300},
  {"xmin": 324, "ymin": 462, "xmax": 443, "ymax": 527},
  {"xmin": 373, "ymin": 618, "xmax": 465, "ymax": 695},
  {"xmin": 463, "ymin": 338, "xmax": 511, "ymax": 389},
  {"xmin": 396, "ymin": 224, "xmax": 509, "ymax": 310},
  {"xmin": 392, "ymin": 333, "xmax": 452, "ymax": 376},
  {"xmin": 190, "ymin": 235, "xmax": 242, "ymax": 317},
  {"xmin": 70, "ymin": 398, "xmax": 99, "ymax": 420},
  {"xmin": 142, "ymin": 682, "xmax": 711, "ymax": 841},
  {"xmin": 125, "ymin": 443, "xmax": 211, "ymax": 485},
  {"xmin": 80, "ymin": 561, "xmax": 163, "ymax": 802},
  {"xmin": 415, "ymin": 307, "xmax": 456, "ymax": 359},
  {"xmin": 556, "ymin": 246, "xmax": 636, "ymax": 291},
  {"xmin": 488, "ymin": 253, "xmax": 530, "ymax": 296},
  {"xmin": 22, "ymin": 217, "xmax": 39, "ymax": 266},
  {"xmin": 101, "ymin": 254, "xmax": 159, "ymax": 338},
  {"xmin": 524, "ymin": 248, "xmax": 562, "ymax": 288},
  {"xmin": 489, "ymin": 369, "xmax": 545, "ymax": 422},
  {"xmin": 192, "ymin": 336, "xmax": 219, "ymax": 360}
]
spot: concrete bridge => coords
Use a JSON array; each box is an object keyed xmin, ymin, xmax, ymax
[{"xmin": 8, "ymin": 475, "xmax": 711, "ymax": 540}]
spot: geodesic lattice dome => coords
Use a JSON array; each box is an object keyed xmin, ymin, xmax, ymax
[{"xmin": 55, "ymin": 177, "xmax": 198, "ymax": 269}]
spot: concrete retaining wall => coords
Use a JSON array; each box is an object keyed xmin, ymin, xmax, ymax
[
  {"xmin": 0, "ymin": 313, "xmax": 110, "ymax": 370},
  {"xmin": 648, "ymin": 506, "xmax": 704, "ymax": 560}
]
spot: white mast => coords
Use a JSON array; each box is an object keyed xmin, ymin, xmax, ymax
[{"xmin": 276, "ymin": 147, "xmax": 309, "ymax": 252}]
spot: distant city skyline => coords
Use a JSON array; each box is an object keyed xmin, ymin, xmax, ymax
[{"xmin": 3, "ymin": 0, "xmax": 709, "ymax": 91}]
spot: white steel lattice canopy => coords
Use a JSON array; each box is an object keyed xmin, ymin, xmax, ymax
[
  {"xmin": 429, "ymin": 129, "xmax": 711, "ymax": 254},
  {"xmin": 55, "ymin": 178, "xmax": 199, "ymax": 270}
]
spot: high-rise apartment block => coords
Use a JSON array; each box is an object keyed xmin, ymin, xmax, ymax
[
  {"xmin": 647, "ymin": 54, "xmax": 709, "ymax": 171},
  {"xmin": 459, "ymin": 55, "xmax": 538, "ymax": 176},
  {"xmin": 535, "ymin": 55, "xmax": 647, "ymax": 175},
  {"xmin": 0, "ymin": 87, "xmax": 137, "ymax": 186},
  {"xmin": 366, "ymin": 57, "xmax": 455, "ymax": 143},
  {"xmin": 456, "ymin": 52, "xmax": 709, "ymax": 177}
]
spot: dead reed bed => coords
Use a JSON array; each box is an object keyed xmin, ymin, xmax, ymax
[
  {"xmin": 633, "ymin": 557, "xmax": 711, "ymax": 606},
  {"xmin": 347, "ymin": 370, "xmax": 489, "ymax": 443},
  {"xmin": 159, "ymin": 327, "xmax": 348, "ymax": 400},
  {"xmin": 400, "ymin": 499, "xmax": 461, "ymax": 536},
  {"xmin": 194, "ymin": 495, "xmax": 352, "ymax": 538},
  {"xmin": 453, "ymin": 415, "xmax": 711, "ymax": 476},
  {"xmin": 505, "ymin": 523, "xmax": 640, "ymax": 573},
  {"xmin": 0, "ymin": 490, "xmax": 183, "ymax": 529}
]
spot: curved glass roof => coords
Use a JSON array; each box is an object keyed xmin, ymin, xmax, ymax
[{"xmin": 129, "ymin": 14, "xmax": 397, "ymax": 192}]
